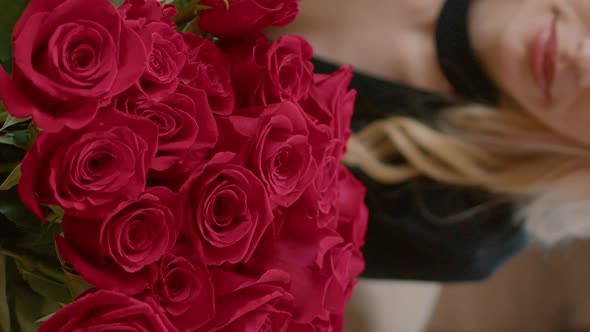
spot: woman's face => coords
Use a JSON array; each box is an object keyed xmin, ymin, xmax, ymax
[{"xmin": 470, "ymin": 0, "xmax": 590, "ymax": 144}]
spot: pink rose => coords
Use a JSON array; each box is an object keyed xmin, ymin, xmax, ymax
[
  {"xmin": 114, "ymin": 84, "xmax": 218, "ymax": 176},
  {"xmin": 202, "ymin": 268, "xmax": 294, "ymax": 332},
  {"xmin": 149, "ymin": 251, "xmax": 215, "ymax": 331},
  {"xmin": 231, "ymin": 34, "xmax": 314, "ymax": 107},
  {"xmin": 0, "ymin": 0, "xmax": 147, "ymax": 132},
  {"xmin": 19, "ymin": 110, "xmax": 157, "ymax": 219},
  {"xmin": 228, "ymin": 102, "xmax": 318, "ymax": 207},
  {"xmin": 180, "ymin": 152, "xmax": 274, "ymax": 265},
  {"xmin": 300, "ymin": 66, "xmax": 357, "ymax": 159},
  {"xmin": 138, "ymin": 22, "xmax": 188, "ymax": 100},
  {"xmin": 198, "ymin": 0, "xmax": 298, "ymax": 39},
  {"xmin": 39, "ymin": 290, "xmax": 175, "ymax": 332},
  {"xmin": 119, "ymin": 0, "xmax": 177, "ymax": 28},
  {"xmin": 182, "ymin": 34, "xmax": 235, "ymax": 116},
  {"xmin": 56, "ymin": 187, "xmax": 180, "ymax": 294}
]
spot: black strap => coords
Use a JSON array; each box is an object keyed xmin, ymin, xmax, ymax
[{"xmin": 435, "ymin": 0, "xmax": 499, "ymax": 105}]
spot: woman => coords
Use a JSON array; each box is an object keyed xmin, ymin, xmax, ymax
[
  {"xmin": 275, "ymin": 0, "xmax": 590, "ymax": 330},
  {"xmin": 286, "ymin": 0, "xmax": 590, "ymax": 243}
]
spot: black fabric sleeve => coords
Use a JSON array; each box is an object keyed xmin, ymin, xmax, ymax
[{"xmin": 311, "ymin": 58, "xmax": 527, "ymax": 281}]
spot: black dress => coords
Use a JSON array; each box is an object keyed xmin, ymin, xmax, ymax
[{"xmin": 311, "ymin": 58, "xmax": 527, "ymax": 282}]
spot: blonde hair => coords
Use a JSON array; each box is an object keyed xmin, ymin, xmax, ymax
[{"xmin": 344, "ymin": 104, "xmax": 590, "ymax": 244}]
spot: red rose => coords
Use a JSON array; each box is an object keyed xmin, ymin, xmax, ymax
[
  {"xmin": 300, "ymin": 66, "xmax": 356, "ymax": 159},
  {"xmin": 179, "ymin": 152, "xmax": 274, "ymax": 265},
  {"xmin": 19, "ymin": 110, "xmax": 157, "ymax": 220},
  {"xmin": 182, "ymin": 34, "xmax": 235, "ymax": 116},
  {"xmin": 56, "ymin": 187, "xmax": 180, "ymax": 294},
  {"xmin": 287, "ymin": 314, "xmax": 343, "ymax": 332},
  {"xmin": 231, "ymin": 34, "xmax": 314, "ymax": 107},
  {"xmin": 39, "ymin": 290, "xmax": 175, "ymax": 332},
  {"xmin": 198, "ymin": 0, "xmax": 298, "ymax": 39},
  {"xmin": 288, "ymin": 142, "xmax": 342, "ymax": 229},
  {"xmin": 138, "ymin": 22, "xmax": 188, "ymax": 100},
  {"xmin": 228, "ymin": 102, "xmax": 318, "ymax": 207},
  {"xmin": 336, "ymin": 165, "xmax": 368, "ymax": 249},
  {"xmin": 0, "ymin": 0, "xmax": 147, "ymax": 132},
  {"xmin": 119, "ymin": 0, "xmax": 177, "ymax": 28},
  {"xmin": 260, "ymin": 222, "xmax": 363, "ymax": 328},
  {"xmin": 202, "ymin": 268, "xmax": 294, "ymax": 332},
  {"xmin": 149, "ymin": 252, "xmax": 215, "ymax": 331},
  {"xmin": 114, "ymin": 84, "xmax": 218, "ymax": 176}
]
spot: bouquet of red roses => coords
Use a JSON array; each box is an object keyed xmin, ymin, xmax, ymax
[{"xmin": 0, "ymin": 0, "xmax": 368, "ymax": 331}]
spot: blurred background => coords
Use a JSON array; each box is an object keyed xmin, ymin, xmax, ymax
[{"xmin": 345, "ymin": 240, "xmax": 590, "ymax": 332}]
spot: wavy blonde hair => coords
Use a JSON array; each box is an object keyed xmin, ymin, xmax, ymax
[{"xmin": 343, "ymin": 104, "xmax": 590, "ymax": 244}]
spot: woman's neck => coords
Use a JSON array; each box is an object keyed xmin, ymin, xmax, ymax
[{"xmin": 272, "ymin": 0, "xmax": 452, "ymax": 94}]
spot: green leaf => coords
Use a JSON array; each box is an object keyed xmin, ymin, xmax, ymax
[
  {"xmin": 0, "ymin": 164, "xmax": 20, "ymax": 191},
  {"xmin": 13, "ymin": 281, "xmax": 60, "ymax": 332},
  {"xmin": 45, "ymin": 205, "xmax": 64, "ymax": 224},
  {"xmin": 0, "ymin": 116, "xmax": 30, "ymax": 132},
  {"xmin": 0, "ymin": 188, "xmax": 39, "ymax": 229},
  {"xmin": 34, "ymin": 312, "xmax": 54, "ymax": 324},
  {"xmin": 223, "ymin": 0, "xmax": 229, "ymax": 9},
  {"xmin": 0, "ymin": 136, "xmax": 15, "ymax": 146},
  {"xmin": 63, "ymin": 270, "xmax": 93, "ymax": 299},
  {"xmin": 109, "ymin": 0, "xmax": 125, "ymax": 7},
  {"xmin": 0, "ymin": 124, "xmax": 37, "ymax": 150},
  {"xmin": 0, "ymin": 256, "xmax": 10, "ymax": 332},
  {"xmin": 16, "ymin": 222, "xmax": 62, "ymax": 259},
  {"xmin": 12, "ymin": 129, "xmax": 33, "ymax": 150},
  {"xmin": 15, "ymin": 260, "xmax": 71, "ymax": 304},
  {"xmin": 0, "ymin": 103, "xmax": 7, "ymax": 124},
  {"xmin": 3, "ymin": 256, "xmax": 61, "ymax": 332},
  {"xmin": 0, "ymin": 0, "xmax": 29, "ymax": 75}
]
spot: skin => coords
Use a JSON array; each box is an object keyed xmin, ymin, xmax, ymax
[{"xmin": 278, "ymin": 1, "xmax": 590, "ymax": 331}]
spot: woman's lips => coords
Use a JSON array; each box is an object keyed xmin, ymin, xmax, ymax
[{"xmin": 530, "ymin": 16, "xmax": 558, "ymax": 100}]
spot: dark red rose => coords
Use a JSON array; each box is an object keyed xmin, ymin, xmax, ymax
[
  {"xmin": 0, "ymin": 0, "xmax": 147, "ymax": 132},
  {"xmin": 149, "ymin": 251, "xmax": 215, "ymax": 331},
  {"xmin": 19, "ymin": 110, "xmax": 157, "ymax": 220},
  {"xmin": 138, "ymin": 22, "xmax": 188, "ymax": 100},
  {"xmin": 201, "ymin": 268, "xmax": 294, "ymax": 332},
  {"xmin": 181, "ymin": 34, "xmax": 235, "ymax": 116},
  {"xmin": 198, "ymin": 0, "xmax": 298, "ymax": 39},
  {"xmin": 39, "ymin": 290, "xmax": 175, "ymax": 332},
  {"xmin": 228, "ymin": 102, "xmax": 318, "ymax": 207},
  {"xmin": 336, "ymin": 165, "xmax": 368, "ymax": 249},
  {"xmin": 119, "ymin": 0, "xmax": 177, "ymax": 28},
  {"xmin": 179, "ymin": 152, "xmax": 274, "ymax": 265},
  {"xmin": 231, "ymin": 34, "xmax": 314, "ymax": 107},
  {"xmin": 300, "ymin": 66, "xmax": 356, "ymax": 159},
  {"xmin": 114, "ymin": 84, "xmax": 218, "ymax": 176},
  {"xmin": 56, "ymin": 187, "xmax": 180, "ymax": 294}
]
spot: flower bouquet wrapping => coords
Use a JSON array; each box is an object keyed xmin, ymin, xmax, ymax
[{"xmin": 0, "ymin": 0, "xmax": 368, "ymax": 331}]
